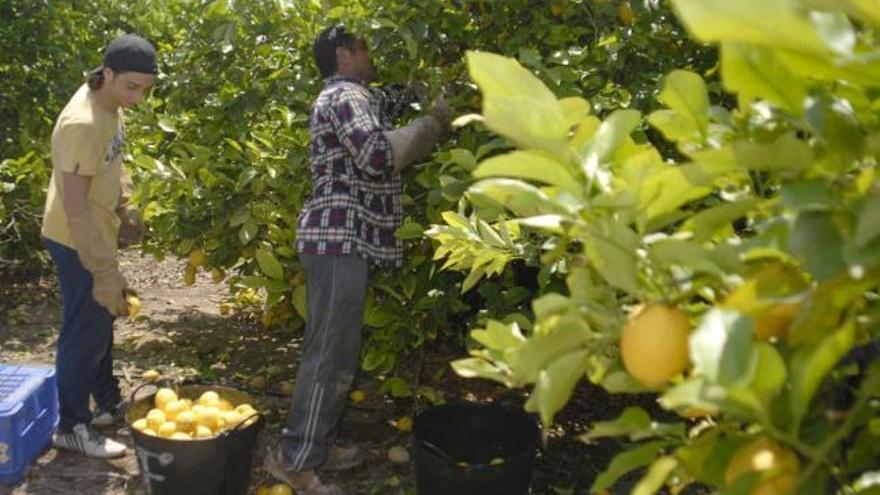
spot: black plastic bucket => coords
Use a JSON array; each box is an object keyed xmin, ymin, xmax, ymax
[
  {"xmin": 126, "ymin": 383, "xmax": 263, "ymax": 495},
  {"xmin": 412, "ymin": 402, "xmax": 540, "ymax": 495}
]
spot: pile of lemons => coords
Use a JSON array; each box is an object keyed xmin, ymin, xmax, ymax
[{"xmin": 130, "ymin": 388, "xmax": 258, "ymax": 440}]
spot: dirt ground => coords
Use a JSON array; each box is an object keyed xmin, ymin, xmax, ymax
[{"xmin": 0, "ymin": 248, "xmax": 664, "ymax": 495}]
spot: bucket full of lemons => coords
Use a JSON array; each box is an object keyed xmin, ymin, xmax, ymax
[{"xmin": 126, "ymin": 382, "xmax": 263, "ymax": 495}]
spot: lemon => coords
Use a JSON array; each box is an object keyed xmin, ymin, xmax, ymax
[
  {"xmin": 162, "ymin": 399, "xmax": 188, "ymax": 421},
  {"xmin": 219, "ymin": 302, "xmax": 233, "ymax": 315},
  {"xmin": 175, "ymin": 411, "xmax": 196, "ymax": 432},
  {"xmin": 395, "ymin": 416, "xmax": 413, "ymax": 432},
  {"xmin": 218, "ymin": 399, "xmax": 234, "ymax": 412},
  {"xmin": 189, "ymin": 249, "xmax": 207, "ymax": 268},
  {"xmin": 268, "ymin": 483, "xmax": 294, "ymax": 495},
  {"xmin": 387, "ymin": 445, "xmax": 410, "ymax": 464},
  {"xmin": 142, "ymin": 428, "xmax": 157, "ymax": 437},
  {"xmin": 195, "ymin": 406, "xmax": 221, "ymax": 430},
  {"xmin": 146, "ymin": 409, "xmax": 167, "ymax": 430},
  {"xmin": 126, "ymin": 295, "xmax": 140, "ymax": 317},
  {"xmin": 198, "ymin": 391, "xmax": 221, "ymax": 407},
  {"xmin": 184, "ymin": 264, "xmax": 197, "ymax": 286},
  {"xmin": 725, "ymin": 437, "xmax": 800, "ymax": 495},
  {"xmin": 223, "ymin": 410, "xmax": 244, "ymax": 429},
  {"xmin": 141, "ymin": 369, "xmax": 161, "ymax": 382},
  {"xmin": 131, "ymin": 418, "xmax": 149, "ymax": 431},
  {"xmin": 194, "ymin": 425, "xmax": 214, "ymax": 439},
  {"xmin": 170, "ymin": 432, "xmax": 192, "ymax": 441},
  {"xmin": 620, "ymin": 304, "xmax": 690, "ymax": 388},
  {"xmin": 157, "ymin": 421, "xmax": 177, "ymax": 438},
  {"xmin": 155, "ymin": 388, "xmax": 178, "ymax": 410},
  {"xmin": 349, "ymin": 390, "xmax": 366, "ymax": 404},
  {"xmin": 235, "ymin": 403, "xmax": 256, "ymax": 415},
  {"xmin": 211, "ymin": 268, "xmax": 225, "ymax": 283}
]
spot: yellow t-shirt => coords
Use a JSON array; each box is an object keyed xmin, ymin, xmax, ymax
[{"xmin": 42, "ymin": 84, "xmax": 125, "ymax": 250}]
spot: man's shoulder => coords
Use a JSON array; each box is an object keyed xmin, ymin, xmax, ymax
[{"xmin": 321, "ymin": 79, "xmax": 371, "ymax": 103}]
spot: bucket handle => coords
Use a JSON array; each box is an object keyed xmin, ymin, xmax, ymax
[
  {"xmin": 416, "ymin": 438, "xmax": 459, "ymax": 466},
  {"xmin": 128, "ymin": 377, "xmax": 177, "ymax": 406}
]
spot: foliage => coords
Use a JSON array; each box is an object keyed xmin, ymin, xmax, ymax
[{"xmin": 439, "ymin": 0, "xmax": 880, "ymax": 493}]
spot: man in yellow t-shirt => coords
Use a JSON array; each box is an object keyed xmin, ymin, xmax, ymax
[{"xmin": 42, "ymin": 33, "xmax": 156, "ymax": 459}]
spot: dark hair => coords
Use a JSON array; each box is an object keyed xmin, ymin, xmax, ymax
[
  {"xmin": 313, "ymin": 24, "xmax": 357, "ymax": 78},
  {"xmin": 87, "ymin": 69, "xmax": 106, "ymax": 90}
]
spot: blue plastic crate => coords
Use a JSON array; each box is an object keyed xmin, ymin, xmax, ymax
[{"xmin": 0, "ymin": 364, "xmax": 59, "ymax": 486}]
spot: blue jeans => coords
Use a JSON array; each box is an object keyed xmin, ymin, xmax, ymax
[{"xmin": 44, "ymin": 238, "xmax": 120, "ymax": 432}]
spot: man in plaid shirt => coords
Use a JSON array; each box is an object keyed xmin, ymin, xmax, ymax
[{"xmin": 266, "ymin": 24, "xmax": 451, "ymax": 495}]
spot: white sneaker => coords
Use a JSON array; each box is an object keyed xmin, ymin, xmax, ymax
[
  {"xmin": 53, "ymin": 424, "xmax": 127, "ymax": 458},
  {"xmin": 91, "ymin": 401, "xmax": 128, "ymax": 427}
]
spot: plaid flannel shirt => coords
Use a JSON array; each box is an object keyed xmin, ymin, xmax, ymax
[{"xmin": 296, "ymin": 76, "xmax": 406, "ymax": 267}]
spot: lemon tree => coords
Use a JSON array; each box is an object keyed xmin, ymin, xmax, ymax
[{"xmin": 442, "ymin": 1, "xmax": 880, "ymax": 493}]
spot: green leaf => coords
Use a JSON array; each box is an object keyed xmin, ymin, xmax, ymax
[
  {"xmin": 640, "ymin": 155, "xmax": 737, "ymax": 224},
  {"xmin": 590, "ymin": 441, "xmax": 668, "ymax": 493},
  {"xmin": 733, "ymin": 135, "xmax": 813, "ymax": 173},
  {"xmin": 855, "ymin": 192, "xmax": 880, "ymax": 248},
  {"xmin": 656, "ymin": 70, "xmax": 709, "ymax": 139},
  {"xmin": 680, "ymin": 199, "xmax": 760, "ymax": 242},
  {"xmin": 580, "ymin": 407, "xmax": 651, "ymax": 441},
  {"xmin": 721, "ymin": 42, "xmax": 807, "ymax": 113},
  {"xmin": 790, "ymin": 319, "xmax": 857, "ymax": 427},
  {"xmin": 255, "ymin": 247, "xmax": 284, "ymax": 280},
  {"xmin": 471, "ymin": 320, "xmax": 526, "ymax": 352},
  {"xmin": 239, "ymin": 220, "xmax": 258, "ymax": 245},
  {"xmin": 632, "ymin": 456, "xmax": 679, "ymax": 495},
  {"xmin": 510, "ymin": 317, "xmax": 591, "ymax": 383},
  {"xmin": 579, "ymin": 109, "xmax": 642, "ymax": 164},
  {"xmin": 292, "ymin": 284, "xmax": 307, "ymax": 319},
  {"xmin": 648, "ymin": 239, "xmax": 728, "ymax": 277},
  {"xmin": 671, "ymin": 0, "xmax": 834, "ymax": 57},
  {"xmin": 559, "ymin": 97, "xmax": 591, "ymax": 129},
  {"xmin": 789, "ymin": 211, "xmax": 847, "ymax": 281},
  {"xmin": 468, "ymin": 178, "xmax": 571, "ymax": 217},
  {"xmin": 525, "ymin": 349, "xmax": 589, "ymax": 426},
  {"xmin": 473, "ymin": 150, "xmax": 580, "ymax": 194},
  {"xmin": 451, "ymin": 357, "xmax": 513, "ymax": 386},
  {"xmin": 395, "ymin": 221, "xmax": 424, "ymax": 240},
  {"xmin": 584, "ymin": 223, "xmax": 641, "ymax": 294},
  {"xmin": 690, "ymin": 309, "xmax": 758, "ymax": 387},
  {"xmin": 467, "ymin": 51, "xmax": 569, "ymax": 155},
  {"xmin": 748, "ymin": 343, "xmax": 787, "ymax": 399}
]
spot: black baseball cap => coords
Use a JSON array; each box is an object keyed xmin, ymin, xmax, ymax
[{"xmin": 96, "ymin": 34, "xmax": 158, "ymax": 75}]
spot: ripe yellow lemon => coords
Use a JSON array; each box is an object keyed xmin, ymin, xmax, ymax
[
  {"xmin": 218, "ymin": 399, "xmax": 234, "ymax": 412},
  {"xmin": 395, "ymin": 416, "xmax": 413, "ymax": 432},
  {"xmin": 194, "ymin": 425, "xmax": 214, "ymax": 439},
  {"xmin": 142, "ymin": 428, "xmax": 157, "ymax": 437},
  {"xmin": 725, "ymin": 437, "xmax": 800, "ymax": 495},
  {"xmin": 131, "ymin": 418, "xmax": 148, "ymax": 431},
  {"xmin": 146, "ymin": 409, "xmax": 167, "ymax": 430},
  {"xmin": 349, "ymin": 390, "xmax": 366, "ymax": 404},
  {"xmin": 219, "ymin": 302, "xmax": 233, "ymax": 315},
  {"xmin": 154, "ymin": 388, "xmax": 178, "ymax": 410},
  {"xmin": 268, "ymin": 483, "xmax": 294, "ymax": 495},
  {"xmin": 198, "ymin": 390, "xmax": 221, "ymax": 407},
  {"xmin": 170, "ymin": 432, "xmax": 192, "ymax": 441},
  {"xmin": 620, "ymin": 304, "xmax": 690, "ymax": 388},
  {"xmin": 157, "ymin": 421, "xmax": 177, "ymax": 438},
  {"xmin": 175, "ymin": 411, "xmax": 196, "ymax": 432},
  {"xmin": 126, "ymin": 295, "xmax": 140, "ymax": 317},
  {"xmin": 195, "ymin": 406, "xmax": 221, "ymax": 430},
  {"xmin": 142, "ymin": 369, "xmax": 161, "ymax": 382},
  {"xmin": 162, "ymin": 399, "xmax": 187, "ymax": 421}
]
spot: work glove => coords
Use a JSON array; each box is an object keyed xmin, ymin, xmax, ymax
[
  {"xmin": 384, "ymin": 93, "xmax": 452, "ymax": 174},
  {"xmin": 67, "ymin": 206, "xmax": 129, "ymax": 317}
]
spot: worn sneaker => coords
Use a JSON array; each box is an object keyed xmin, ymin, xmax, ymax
[
  {"xmin": 322, "ymin": 444, "xmax": 364, "ymax": 471},
  {"xmin": 91, "ymin": 401, "xmax": 129, "ymax": 427},
  {"xmin": 53, "ymin": 424, "xmax": 127, "ymax": 458},
  {"xmin": 264, "ymin": 445, "xmax": 345, "ymax": 495}
]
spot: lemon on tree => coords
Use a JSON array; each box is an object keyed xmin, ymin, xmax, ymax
[
  {"xmin": 725, "ymin": 436, "xmax": 800, "ymax": 495},
  {"xmin": 620, "ymin": 304, "xmax": 690, "ymax": 388}
]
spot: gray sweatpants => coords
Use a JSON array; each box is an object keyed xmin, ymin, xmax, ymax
[{"xmin": 281, "ymin": 253, "xmax": 369, "ymax": 471}]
